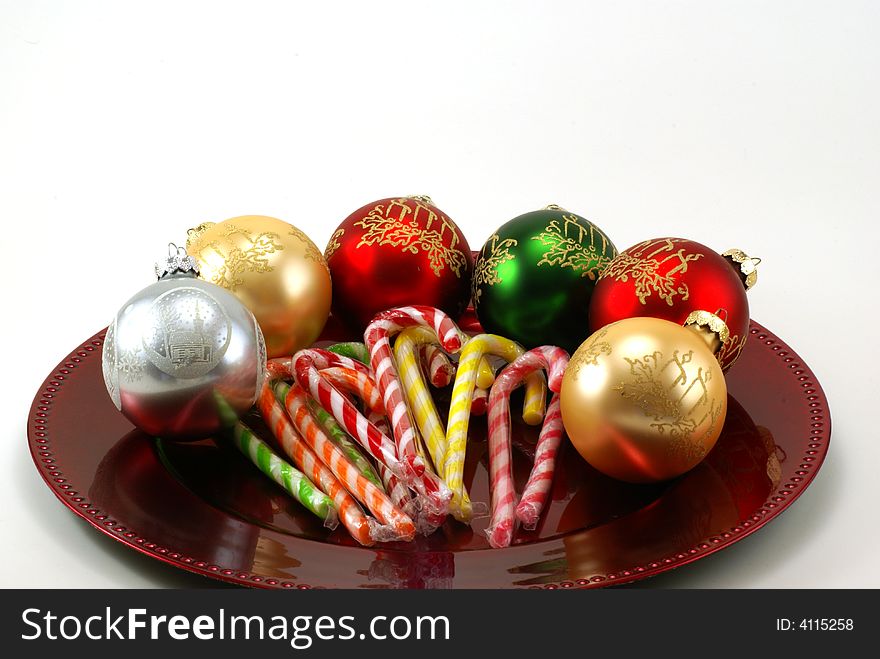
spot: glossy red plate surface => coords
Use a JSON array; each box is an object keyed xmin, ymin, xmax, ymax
[{"xmin": 27, "ymin": 318, "xmax": 830, "ymax": 588}]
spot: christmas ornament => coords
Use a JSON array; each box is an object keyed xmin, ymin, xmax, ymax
[
  {"xmin": 472, "ymin": 205, "xmax": 617, "ymax": 353},
  {"xmin": 589, "ymin": 237, "xmax": 760, "ymax": 370},
  {"xmin": 324, "ymin": 196, "xmax": 473, "ymax": 330},
  {"xmin": 102, "ymin": 245, "xmax": 267, "ymax": 440},
  {"xmin": 186, "ymin": 215, "xmax": 331, "ymax": 358},
  {"xmin": 560, "ymin": 313, "xmax": 729, "ymax": 483}
]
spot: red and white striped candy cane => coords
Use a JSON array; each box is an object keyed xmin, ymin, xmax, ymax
[
  {"xmin": 281, "ymin": 382, "xmax": 416, "ymax": 541},
  {"xmin": 470, "ymin": 386, "xmax": 489, "ymax": 416},
  {"xmin": 364, "ymin": 306, "xmax": 462, "ymax": 477},
  {"xmin": 257, "ymin": 383, "xmax": 377, "ymax": 546},
  {"xmin": 420, "ymin": 344, "xmax": 455, "ymax": 388},
  {"xmin": 292, "ymin": 349, "xmax": 407, "ymax": 480},
  {"xmin": 318, "ymin": 366, "xmax": 384, "ymax": 416},
  {"xmin": 485, "ymin": 346, "xmax": 569, "ymax": 548},
  {"xmin": 516, "ymin": 394, "xmax": 564, "ymax": 529},
  {"xmin": 377, "ymin": 463, "xmax": 417, "ymax": 518},
  {"xmin": 344, "ymin": 396, "xmax": 447, "ymax": 533},
  {"xmin": 316, "ymin": 369, "xmax": 424, "ymax": 527}
]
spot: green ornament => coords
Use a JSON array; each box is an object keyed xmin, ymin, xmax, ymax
[{"xmin": 472, "ymin": 206, "xmax": 618, "ymax": 353}]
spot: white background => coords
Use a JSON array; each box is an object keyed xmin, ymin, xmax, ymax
[{"xmin": 1, "ymin": 1, "xmax": 877, "ymax": 588}]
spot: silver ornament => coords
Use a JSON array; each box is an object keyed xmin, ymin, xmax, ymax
[{"xmin": 102, "ymin": 244, "xmax": 267, "ymax": 440}]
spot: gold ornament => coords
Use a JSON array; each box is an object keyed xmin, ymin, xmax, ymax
[
  {"xmin": 561, "ymin": 316, "xmax": 728, "ymax": 483},
  {"xmin": 186, "ymin": 215, "xmax": 331, "ymax": 358}
]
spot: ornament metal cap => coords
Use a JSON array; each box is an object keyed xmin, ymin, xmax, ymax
[
  {"xmin": 684, "ymin": 309, "xmax": 731, "ymax": 355},
  {"xmin": 722, "ymin": 248, "xmax": 761, "ymax": 290},
  {"xmin": 155, "ymin": 243, "xmax": 200, "ymax": 280},
  {"xmin": 186, "ymin": 221, "xmax": 216, "ymax": 247}
]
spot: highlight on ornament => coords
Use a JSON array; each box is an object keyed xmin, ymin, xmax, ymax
[{"xmin": 99, "ymin": 200, "xmax": 762, "ymax": 551}]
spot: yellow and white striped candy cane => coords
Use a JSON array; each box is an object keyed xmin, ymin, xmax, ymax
[
  {"xmin": 443, "ymin": 334, "xmax": 547, "ymax": 521},
  {"xmin": 393, "ymin": 326, "xmax": 450, "ymax": 475},
  {"xmin": 476, "ymin": 355, "xmax": 498, "ymax": 390}
]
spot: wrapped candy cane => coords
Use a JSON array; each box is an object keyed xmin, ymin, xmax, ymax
[
  {"xmin": 327, "ymin": 341, "xmax": 371, "ymax": 365},
  {"xmin": 485, "ymin": 346, "xmax": 569, "ymax": 547},
  {"xmin": 291, "ymin": 349, "xmax": 407, "ymax": 479},
  {"xmin": 313, "ymin": 367, "xmax": 431, "ymax": 523},
  {"xmin": 470, "ymin": 386, "xmax": 489, "ymax": 416},
  {"xmin": 306, "ymin": 397, "xmax": 384, "ymax": 490},
  {"xmin": 364, "ymin": 306, "xmax": 461, "ymax": 518},
  {"xmin": 318, "ymin": 366, "xmax": 384, "ymax": 416},
  {"xmin": 378, "ymin": 463, "xmax": 417, "ymax": 519},
  {"xmin": 277, "ymin": 381, "xmax": 416, "ymax": 541},
  {"xmin": 393, "ymin": 326, "xmax": 450, "ymax": 474},
  {"xmin": 257, "ymin": 383, "xmax": 377, "ymax": 546},
  {"xmin": 230, "ymin": 421, "xmax": 337, "ymax": 528},
  {"xmin": 421, "ymin": 343, "xmax": 496, "ymax": 392},
  {"xmin": 476, "ymin": 356, "xmax": 498, "ymax": 390},
  {"xmin": 420, "ymin": 344, "xmax": 455, "ymax": 388},
  {"xmin": 444, "ymin": 334, "xmax": 547, "ymax": 521},
  {"xmin": 364, "ymin": 306, "xmax": 462, "ymax": 477},
  {"xmin": 370, "ymin": 405, "xmax": 448, "ymax": 530},
  {"xmin": 516, "ymin": 394, "xmax": 565, "ymax": 529}
]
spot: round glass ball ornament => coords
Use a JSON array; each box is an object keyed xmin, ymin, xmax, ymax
[
  {"xmin": 101, "ymin": 245, "xmax": 267, "ymax": 440},
  {"xmin": 472, "ymin": 205, "xmax": 617, "ymax": 353}
]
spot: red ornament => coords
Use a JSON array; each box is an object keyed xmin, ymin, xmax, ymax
[
  {"xmin": 589, "ymin": 238, "xmax": 758, "ymax": 371},
  {"xmin": 325, "ymin": 196, "xmax": 474, "ymax": 330}
]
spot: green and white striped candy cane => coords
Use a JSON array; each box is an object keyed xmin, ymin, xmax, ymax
[
  {"xmin": 327, "ymin": 342, "xmax": 371, "ymax": 365},
  {"xmin": 231, "ymin": 422, "xmax": 338, "ymax": 529},
  {"xmin": 273, "ymin": 381, "xmax": 385, "ymax": 491}
]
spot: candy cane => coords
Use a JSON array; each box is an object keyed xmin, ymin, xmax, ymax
[
  {"xmin": 318, "ymin": 365, "xmax": 448, "ymax": 530},
  {"xmin": 485, "ymin": 346, "xmax": 569, "ymax": 547},
  {"xmin": 420, "ymin": 344, "xmax": 455, "ymax": 388},
  {"xmin": 257, "ymin": 383, "xmax": 377, "ymax": 546},
  {"xmin": 444, "ymin": 334, "xmax": 547, "ymax": 521},
  {"xmin": 377, "ymin": 463, "xmax": 417, "ymax": 520},
  {"xmin": 291, "ymin": 349, "xmax": 406, "ymax": 479},
  {"xmin": 327, "ymin": 342, "xmax": 371, "ymax": 365},
  {"xmin": 471, "ymin": 386, "xmax": 489, "ymax": 416},
  {"xmin": 307, "ymin": 397, "xmax": 384, "ymax": 490},
  {"xmin": 516, "ymin": 394, "xmax": 564, "ymax": 530},
  {"xmin": 364, "ymin": 409, "xmax": 441, "ymax": 532},
  {"xmin": 364, "ymin": 306, "xmax": 462, "ymax": 478},
  {"xmin": 421, "ymin": 343, "xmax": 496, "ymax": 392},
  {"xmin": 318, "ymin": 366, "xmax": 384, "ymax": 416},
  {"xmin": 230, "ymin": 421, "xmax": 337, "ymax": 528},
  {"xmin": 276, "ymin": 381, "xmax": 416, "ymax": 542},
  {"xmin": 476, "ymin": 356, "xmax": 498, "ymax": 390},
  {"xmin": 393, "ymin": 326, "xmax": 451, "ymax": 475}
]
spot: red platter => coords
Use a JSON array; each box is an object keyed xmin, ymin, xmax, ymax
[{"xmin": 27, "ymin": 320, "xmax": 830, "ymax": 588}]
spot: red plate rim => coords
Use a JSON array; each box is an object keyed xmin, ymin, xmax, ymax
[{"xmin": 26, "ymin": 320, "xmax": 831, "ymax": 589}]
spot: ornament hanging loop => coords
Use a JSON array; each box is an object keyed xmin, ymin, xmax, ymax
[
  {"xmin": 722, "ymin": 249, "xmax": 761, "ymax": 290},
  {"xmin": 156, "ymin": 242, "xmax": 199, "ymax": 279}
]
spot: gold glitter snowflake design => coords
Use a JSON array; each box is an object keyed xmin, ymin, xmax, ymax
[
  {"xmin": 715, "ymin": 333, "xmax": 746, "ymax": 370},
  {"xmin": 600, "ymin": 238, "xmax": 705, "ymax": 306},
  {"xmin": 566, "ymin": 326, "xmax": 612, "ymax": 378},
  {"xmin": 531, "ymin": 214, "xmax": 616, "ymax": 280},
  {"xmin": 198, "ymin": 224, "xmax": 284, "ymax": 291},
  {"xmin": 324, "ymin": 228, "xmax": 345, "ymax": 260},
  {"xmin": 613, "ymin": 349, "xmax": 723, "ymax": 461},
  {"xmin": 288, "ymin": 225, "xmax": 326, "ymax": 270},
  {"xmin": 354, "ymin": 198, "xmax": 468, "ymax": 278},
  {"xmin": 472, "ymin": 233, "xmax": 518, "ymax": 305}
]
